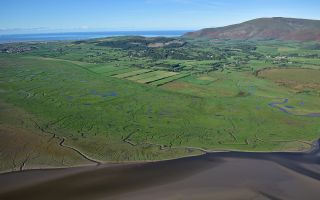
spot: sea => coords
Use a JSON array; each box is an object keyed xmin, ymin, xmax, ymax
[{"xmin": 0, "ymin": 30, "xmax": 191, "ymax": 44}]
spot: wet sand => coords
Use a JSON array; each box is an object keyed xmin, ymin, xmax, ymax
[{"xmin": 0, "ymin": 140, "xmax": 319, "ymax": 200}]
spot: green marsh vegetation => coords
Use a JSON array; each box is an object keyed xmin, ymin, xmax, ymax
[{"xmin": 0, "ymin": 37, "xmax": 320, "ymax": 171}]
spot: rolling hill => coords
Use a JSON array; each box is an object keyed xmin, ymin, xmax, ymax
[{"xmin": 184, "ymin": 17, "xmax": 320, "ymax": 41}]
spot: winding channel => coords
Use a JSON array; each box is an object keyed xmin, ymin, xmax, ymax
[
  {"xmin": 59, "ymin": 137, "xmax": 102, "ymax": 165},
  {"xmin": 268, "ymin": 98, "xmax": 320, "ymax": 117},
  {"xmin": 31, "ymin": 118, "xmax": 102, "ymax": 166}
]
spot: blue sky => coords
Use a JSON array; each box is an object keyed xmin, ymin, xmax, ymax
[{"xmin": 0, "ymin": 0, "xmax": 319, "ymax": 34}]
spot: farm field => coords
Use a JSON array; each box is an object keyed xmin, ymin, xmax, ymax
[
  {"xmin": 135, "ymin": 71, "xmax": 177, "ymax": 84},
  {"xmin": 112, "ymin": 69, "xmax": 152, "ymax": 78},
  {"xmin": 258, "ymin": 68, "xmax": 320, "ymax": 87},
  {"xmin": 149, "ymin": 73, "xmax": 191, "ymax": 86},
  {"xmin": 0, "ymin": 37, "xmax": 320, "ymax": 172}
]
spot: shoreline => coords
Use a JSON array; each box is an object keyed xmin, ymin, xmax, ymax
[
  {"xmin": 0, "ymin": 139, "xmax": 319, "ymax": 200},
  {"xmin": 1, "ymin": 138, "xmax": 318, "ymax": 175}
]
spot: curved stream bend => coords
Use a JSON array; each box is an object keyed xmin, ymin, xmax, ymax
[{"xmin": 268, "ymin": 98, "xmax": 320, "ymax": 117}]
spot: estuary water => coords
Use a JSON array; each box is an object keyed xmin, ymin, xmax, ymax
[{"xmin": 0, "ymin": 30, "xmax": 190, "ymax": 44}]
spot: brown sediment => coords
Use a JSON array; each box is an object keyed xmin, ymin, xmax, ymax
[{"xmin": 0, "ymin": 140, "xmax": 319, "ymax": 200}]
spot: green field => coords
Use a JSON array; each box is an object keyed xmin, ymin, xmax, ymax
[
  {"xmin": 149, "ymin": 73, "xmax": 191, "ymax": 86},
  {"xmin": 135, "ymin": 71, "xmax": 177, "ymax": 83},
  {"xmin": 89, "ymin": 65, "xmax": 127, "ymax": 73},
  {"xmin": 113, "ymin": 69, "xmax": 152, "ymax": 78},
  {"xmin": 0, "ymin": 37, "xmax": 320, "ymax": 172}
]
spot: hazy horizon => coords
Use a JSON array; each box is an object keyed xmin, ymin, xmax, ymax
[{"xmin": 1, "ymin": 0, "xmax": 320, "ymax": 34}]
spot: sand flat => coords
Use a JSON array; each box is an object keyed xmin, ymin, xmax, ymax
[{"xmin": 0, "ymin": 141, "xmax": 319, "ymax": 200}]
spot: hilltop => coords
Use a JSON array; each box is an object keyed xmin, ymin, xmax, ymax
[{"xmin": 185, "ymin": 17, "xmax": 320, "ymax": 41}]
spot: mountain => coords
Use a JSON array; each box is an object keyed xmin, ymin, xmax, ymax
[{"xmin": 184, "ymin": 17, "xmax": 320, "ymax": 41}]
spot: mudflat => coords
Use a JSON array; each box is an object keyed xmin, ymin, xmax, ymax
[{"xmin": 0, "ymin": 140, "xmax": 319, "ymax": 200}]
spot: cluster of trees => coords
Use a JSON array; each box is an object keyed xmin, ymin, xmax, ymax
[
  {"xmin": 127, "ymin": 48, "xmax": 229, "ymax": 60},
  {"xmin": 94, "ymin": 37, "xmax": 265, "ymax": 63},
  {"xmin": 304, "ymin": 43, "xmax": 320, "ymax": 50},
  {"xmin": 96, "ymin": 37, "xmax": 184, "ymax": 50},
  {"xmin": 0, "ymin": 44, "xmax": 38, "ymax": 54}
]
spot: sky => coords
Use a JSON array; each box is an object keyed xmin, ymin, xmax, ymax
[{"xmin": 0, "ymin": 0, "xmax": 320, "ymax": 34}]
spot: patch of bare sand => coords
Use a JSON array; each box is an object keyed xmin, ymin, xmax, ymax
[
  {"xmin": 113, "ymin": 158, "xmax": 320, "ymax": 200},
  {"xmin": 0, "ymin": 154, "xmax": 319, "ymax": 200}
]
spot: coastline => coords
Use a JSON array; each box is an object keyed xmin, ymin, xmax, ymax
[
  {"xmin": 0, "ymin": 30, "xmax": 190, "ymax": 44},
  {"xmin": 0, "ymin": 138, "xmax": 319, "ymax": 200},
  {"xmin": 0, "ymin": 138, "xmax": 318, "ymax": 175}
]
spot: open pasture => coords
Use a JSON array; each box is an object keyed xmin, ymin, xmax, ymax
[
  {"xmin": 149, "ymin": 73, "xmax": 191, "ymax": 86},
  {"xmin": 103, "ymin": 68, "xmax": 137, "ymax": 76},
  {"xmin": 135, "ymin": 71, "xmax": 178, "ymax": 84},
  {"xmin": 112, "ymin": 69, "xmax": 152, "ymax": 78},
  {"xmin": 125, "ymin": 71, "xmax": 177, "ymax": 83},
  {"xmin": 88, "ymin": 65, "xmax": 127, "ymax": 74},
  {"xmin": 125, "ymin": 71, "xmax": 163, "ymax": 81},
  {"xmin": 258, "ymin": 68, "xmax": 320, "ymax": 91}
]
